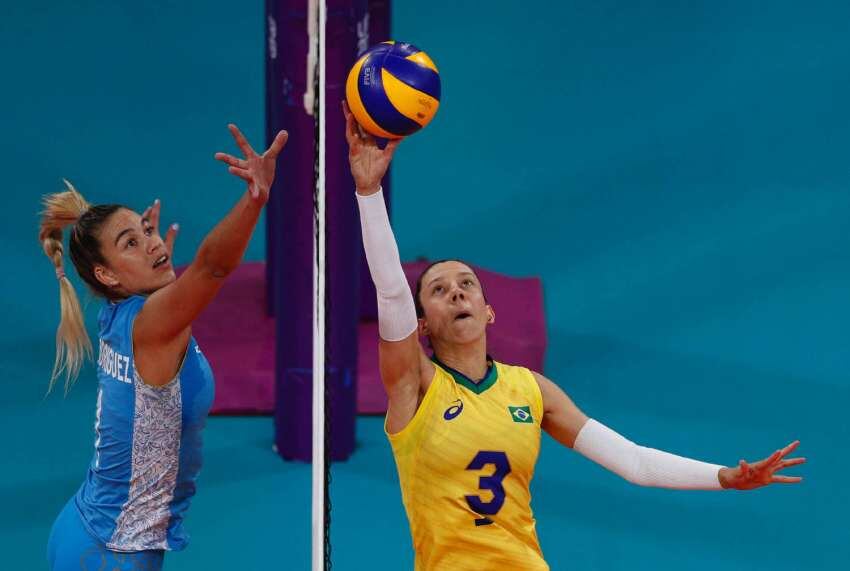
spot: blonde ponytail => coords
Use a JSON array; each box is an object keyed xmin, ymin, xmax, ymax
[{"xmin": 39, "ymin": 180, "xmax": 93, "ymax": 393}]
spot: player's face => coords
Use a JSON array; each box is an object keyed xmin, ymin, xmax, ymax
[
  {"xmin": 94, "ymin": 208, "xmax": 176, "ymax": 297},
  {"xmin": 418, "ymin": 261, "xmax": 494, "ymax": 346}
]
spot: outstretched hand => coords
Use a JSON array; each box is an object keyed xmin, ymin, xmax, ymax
[
  {"xmin": 342, "ymin": 101, "xmax": 400, "ymax": 195},
  {"xmin": 719, "ymin": 440, "xmax": 806, "ymax": 490},
  {"xmin": 214, "ymin": 124, "xmax": 288, "ymax": 204}
]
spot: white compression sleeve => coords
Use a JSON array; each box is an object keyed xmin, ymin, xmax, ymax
[
  {"xmin": 573, "ymin": 419, "xmax": 724, "ymax": 490},
  {"xmin": 356, "ymin": 188, "xmax": 418, "ymax": 342}
]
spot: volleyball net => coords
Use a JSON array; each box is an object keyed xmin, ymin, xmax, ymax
[{"xmin": 264, "ymin": 1, "xmax": 392, "ymax": 569}]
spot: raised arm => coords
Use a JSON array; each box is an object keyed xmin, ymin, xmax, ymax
[
  {"xmin": 343, "ymin": 103, "xmax": 434, "ymax": 433},
  {"xmin": 134, "ymin": 125, "xmax": 288, "ymax": 350},
  {"xmin": 534, "ymin": 372, "xmax": 805, "ymax": 490}
]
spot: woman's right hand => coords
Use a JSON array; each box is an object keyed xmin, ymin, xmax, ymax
[{"xmin": 342, "ymin": 101, "xmax": 400, "ymax": 195}]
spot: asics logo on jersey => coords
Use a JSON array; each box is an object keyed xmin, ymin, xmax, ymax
[{"xmin": 443, "ymin": 399, "xmax": 464, "ymax": 420}]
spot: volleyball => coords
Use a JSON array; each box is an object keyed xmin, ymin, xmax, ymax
[{"xmin": 345, "ymin": 41, "xmax": 441, "ymax": 139}]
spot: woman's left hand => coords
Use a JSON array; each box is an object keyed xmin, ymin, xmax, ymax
[
  {"xmin": 141, "ymin": 199, "xmax": 178, "ymax": 257},
  {"xmin": 214, "ymin": 124, "xmax": 288, "ymax": 204},
  {"xmin": 719, "ymin": 440, "xmax": 806, "ymax": 490}
]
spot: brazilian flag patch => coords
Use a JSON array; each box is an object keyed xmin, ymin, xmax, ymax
[{"xmin": 508, "ymin": 405, "xmax": 533, "ymax": 424}]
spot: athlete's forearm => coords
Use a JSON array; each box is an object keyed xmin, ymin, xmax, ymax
[
  {"xmin": 356, "ymin": 188, "xmax": 417, "ymax": 341},
  {"xmin": 195, "ymin": 190, "xmax": 263, "ymax": 278},
  {"xmin": 574, "ymin": 419, "xmax": 724, "ymax": 490}
]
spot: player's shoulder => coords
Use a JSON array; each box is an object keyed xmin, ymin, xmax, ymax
[{"xmin": 493, "ymin": 360, "xmax": 537, "ymax": 380}]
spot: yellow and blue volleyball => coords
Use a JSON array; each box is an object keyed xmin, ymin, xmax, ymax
[{"xmin": 345, "ymin": 41, "xmax": 441, "ymax": 139}]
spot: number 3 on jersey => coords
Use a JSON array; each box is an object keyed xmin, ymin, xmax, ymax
[{"xmin": 464, "ymin": 451, "xmax": 511, "ymax": 526}]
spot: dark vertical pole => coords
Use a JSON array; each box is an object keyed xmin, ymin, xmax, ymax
[
  {"xmin": 271, "ymin": 0, "xmax": 368, "ymax": 462},
  {"xmin": 358, "ymin": 0, "xmax": 392, "ymax": 321}
]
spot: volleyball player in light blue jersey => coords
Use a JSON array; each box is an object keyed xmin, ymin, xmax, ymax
[{"xmin": 40, "ymin": 125, "xmax": 288, "ymax": 571}]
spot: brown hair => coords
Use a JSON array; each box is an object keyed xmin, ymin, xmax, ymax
[{"xmin": 38, "ymin": 180, "xmax": 123, "ymax": 392}]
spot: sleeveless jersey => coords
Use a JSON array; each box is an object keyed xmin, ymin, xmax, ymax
[
  {"xmin": 387, "ymin": 358, "xmax": 549, "ymax": 570},
  {"xmin": 74, "ymin": 295, "xmax": 215, "ymax": 552}
]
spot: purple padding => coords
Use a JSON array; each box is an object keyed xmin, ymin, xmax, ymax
[
  {"xmin": 192, "ymin": 261, "xmax": 546, "ymax": 415},
  {"xmin": 187, "ymin": 263, "xmax": 276, "ymax": 414}
]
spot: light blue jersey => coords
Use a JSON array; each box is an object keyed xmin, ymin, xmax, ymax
[{"xmin": 73, "ymin": 295, "xmax": 215, "ymax": 552}]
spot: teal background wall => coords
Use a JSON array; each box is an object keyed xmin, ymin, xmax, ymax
[{"xmin": 1, "ymin": 1, "xmax": 846, "ymax": 569}]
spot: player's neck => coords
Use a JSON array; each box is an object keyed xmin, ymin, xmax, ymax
[{"xmin": 433, "ymin": 338, "xmax": 489, "ymax": 381}]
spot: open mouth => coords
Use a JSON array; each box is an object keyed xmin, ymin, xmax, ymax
[
  {"xmin": 454, "ymin": 312, "xmax": 472, "ymax": 321},
  {"xmin": 153, "ymin": 254, "xmax": 170, "ymax": 269}
]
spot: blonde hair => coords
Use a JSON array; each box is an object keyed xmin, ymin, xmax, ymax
[{"xmin": 39, "ymin": 180, "xmax": 93, "ymax": 393}]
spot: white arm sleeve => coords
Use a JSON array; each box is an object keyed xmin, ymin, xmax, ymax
[
  {"xmin": 573, "ymin": 419, "xmax": 724, "ymax": 490},
  {"xmin": 356, "ymin": 188, "xmax": 418, "ymax": 342}
]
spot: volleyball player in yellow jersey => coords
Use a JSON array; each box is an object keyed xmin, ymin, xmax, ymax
[{"xmin": 343, "ymin": 104, "xmax": 805, "ymax": 571}]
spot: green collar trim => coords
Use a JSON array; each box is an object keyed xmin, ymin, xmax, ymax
[{"xmin": 431, "ymin": 355, "xmax": 498, "ymax": 394}]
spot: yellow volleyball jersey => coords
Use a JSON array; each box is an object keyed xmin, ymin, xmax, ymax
[{"xmin": 387, "ymin": 358, "xmax": 548, "ymax": 571}]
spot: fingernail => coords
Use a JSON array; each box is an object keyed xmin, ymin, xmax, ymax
[
  {"xmin": 172, "ymin": 223, "xmax": 179, "ymax": 231},
  {"xmin": 155, "ymin": 198, "xmax": 160, "ymax": 205}
]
